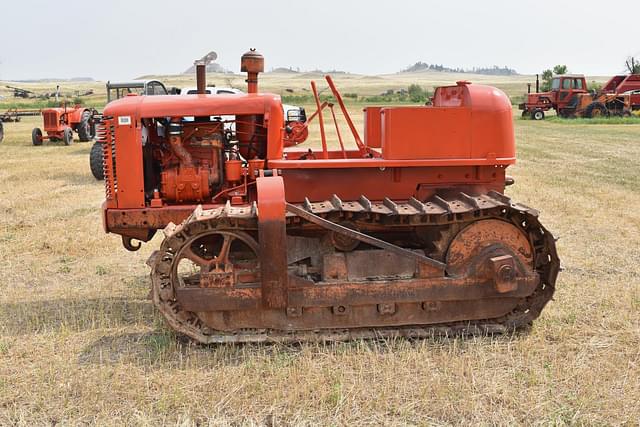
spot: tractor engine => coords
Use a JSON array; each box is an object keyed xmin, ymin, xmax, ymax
[
  {"xmin": 153, "ymin": 119, "xmax": 224, "ymax": 203},
  {"xmin": 99, "ymin": 49, "xmax": 273, "ymax": 209},
  {"xmin": 137, "ymin": 111, "xmax": 269, "ymax": 204}
]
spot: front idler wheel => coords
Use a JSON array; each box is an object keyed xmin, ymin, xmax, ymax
[{"xmin": 150, "ymin": 224, "xmax": 261, "ymax": 343}]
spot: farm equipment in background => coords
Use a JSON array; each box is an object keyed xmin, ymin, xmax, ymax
[
  {"xmin": 0, "ymin": 108, "xmax": 41, "ymax": 143},
  {"xmin": 98, "ymin": 49, "xmax": 559, "ymax": 343},
  {"xmin": 1, "ymin": 108, "xmax": 41, "ymax": 122},
  {"xmin": 1, "ymin": 108, "xmax": 48, "ymax": 144},
  {"xmin": 4, "ymin": 85, "xmax": 95, "ymax": 102},
  {"xmin": 519, "ymin": 74, "xmax": 640, "ymax": 119},
  {"xmin": 6, "ymin": 85, "xmax": 36, "ymax": 99},
  {"xmin": 89, "ymin": 79, "xmax": 173, "ymax": 179},
  {"xmin": 32, "ymin": 105, "xmax": 99, "ymax": 146},
  {"xmin": 106, "ymin": 80, "xmax": 170, "ymax": 102}
]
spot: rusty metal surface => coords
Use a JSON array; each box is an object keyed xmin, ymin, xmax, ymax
[
  {"xmin": 286, "ymin": 202, "xmax": 446, "ymax": 270},
  {"xmin": 174, "ymin": 275, "xmax": 537, "ymax": 312},
  {"xmin": 322, "ymin": 250, "xmax": 422, "ymax": 281},
  {"xmin": 148, "ymin": 191, "xmax": 559, "ymax": 344},
  {"xmin": 257, "ymin": 176, "xmax": 288, "ymax": 308}
]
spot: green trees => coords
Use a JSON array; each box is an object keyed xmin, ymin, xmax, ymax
[
  {"xmin": 540, "ymin": 65, "xmax": 568, "ymax": 91},
  {"xmin": 408, "ymin": 84, "xmax": 428, "ymax": 102}
]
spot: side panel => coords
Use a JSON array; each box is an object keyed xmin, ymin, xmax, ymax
[
  {"xmin": 470, "ymin": 109, "xmax": 515, "ymax": 159},
  {"xmin": 615, "ymin": 75, "xmax": 640, "ymax": 94},
  {"xmin": 114, "ymin": 116, "xmax": 146, "ymax": 208},
  {"xmin": 381, "ymin": 107, "xmax": 472, "ymax": 160},
  {"xmin": 363, "ymin": 107, "xmax": 382, "ymax": 148},
  {"xmin": 280, "ymin": 166, "xmax": 505, "ymax": 203}
]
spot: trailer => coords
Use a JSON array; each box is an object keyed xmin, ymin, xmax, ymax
[{"xmin": 0, "ymin": 108, "xmax": 41, "ymax": 122}]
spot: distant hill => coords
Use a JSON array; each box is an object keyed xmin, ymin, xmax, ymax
[
  {"xmin": 269, "ymin": 67, "xmax": 300, "ymax": 74},
  {"xmin": 402, "ymin": 62, "xmax": 518, "ymax": 76},
  {"xmin": 7, "ymin": 77, "xmax": 95, "ymax": 83},
  {"xmin": 267, "ymin": 67, "xmax": 349, "ymax": 75},
  {"xmin": 309, "ymin": 69, "xmax": 349, "ymax": 75}
]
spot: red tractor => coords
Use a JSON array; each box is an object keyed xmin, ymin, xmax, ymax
[
  {"xmin": 32, "ymin": 105, "xmax": 98, "ymax": 146},
  {"xmin": 98, "ymin": 49, "xmax": 560, "ymax": 343},
  {"xmin": 519, "ymin": 74, "xmax": 640, "ymax": 119}
]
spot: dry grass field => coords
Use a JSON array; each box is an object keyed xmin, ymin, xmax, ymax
[
  {"xmin": 0, "ymin": 74, "xmax": 639, "ymax": 425},
  {"xmin": 0, "ymin": 71, "xmax": 610, "ymax": 109}
]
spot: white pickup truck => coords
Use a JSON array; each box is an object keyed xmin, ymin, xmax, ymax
[{"xmin": 179, "ymin": 86, "xmax": 306, "ymax": 123}]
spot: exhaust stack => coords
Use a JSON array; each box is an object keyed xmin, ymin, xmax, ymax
[
  {"xmin": 195, "ymin": 61, "xmax": 206, "ymax": 94},
  {"xmin": 193, "ymin": 51, "xmax": 218, "ymax": 95},
  {"xmin": 241, "ymin": 48, "xmax": 264, "ymax": 94}
]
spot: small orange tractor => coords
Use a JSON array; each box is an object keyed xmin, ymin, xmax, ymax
[
  {"xmin": 32, "ymin": 105, "xmax": 99, "ymax": 145},
  {"xmin": 97, "ymin": 49, "xmax": 560, "ymax": 343},
  {"xmin": 519, "ymin": 74, "xmax": 640, "ymax": 119}
]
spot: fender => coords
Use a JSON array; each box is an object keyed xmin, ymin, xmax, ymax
[
  {"xmin": 65, "ymin": 107, "xmax": 90, "ymax": 125},
  {"xmin": 256, "ymin": 174, "xmax": 288, "ymax": 309}
]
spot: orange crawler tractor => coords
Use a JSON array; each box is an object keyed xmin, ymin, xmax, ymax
[{"xmin": 99, "ymin": 49, "xmax": 560, "ymax": 343}]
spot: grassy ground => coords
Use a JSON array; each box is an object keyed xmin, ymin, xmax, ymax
[{"xmin": 0, "ymin": 82, "xmax": 639, "ymax": 424}]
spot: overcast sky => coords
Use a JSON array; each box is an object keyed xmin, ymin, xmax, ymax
[{"xmin": 1, "ymin": 0, "xmax": 639, "ymax": 81}]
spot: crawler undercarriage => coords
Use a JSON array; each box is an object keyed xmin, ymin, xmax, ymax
[{"xmin": 148, "ymin": 191, "xmax": 559, "ymax": 343}]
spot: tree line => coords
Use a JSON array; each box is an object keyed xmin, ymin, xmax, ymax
[{"xmin": 401, "ymin": 62, "xmax": 517, "ymax": 76}]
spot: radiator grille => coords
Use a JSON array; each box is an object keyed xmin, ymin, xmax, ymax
[
  {"xmin": 96, "ymin": 117, "xmax": 117, "ymax": 200},
  {"xmin": 43, "ymin": 111, "xmax": 58, "ymax": 128}
]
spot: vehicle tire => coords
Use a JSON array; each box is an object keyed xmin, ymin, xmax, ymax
[
  {"xmin": 0, "ymin": 122, "xmax": 3, "ymax": 143},
  {"xmin": 521, "ymin": 110, "xmax": 529, "ymax": 118},
  {"xmin": 77, "ymin": 110, "xmax": 94, "ymax": 142},
  {"xmin": 32, "ymin": 128, "xmax": 43, "ymax": 146},
  {"xmin": 531, "ymin": 109, "xmax": 545, "ymax": 120},
  {"xmin": 63, "ymin": 127, "xmax": 73, "ymax": 146},
  {"xmin": 585, "ymin": 102, "xmax": 609, "ymax": 118},
  {"xmin": 89, "ymin": 141, "xmax": 104, "ymax": 180}
]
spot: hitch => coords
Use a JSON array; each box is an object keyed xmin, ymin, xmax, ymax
[{"xmin": 122, "ymin": 236, "xmax": 142, "ymax": 251}]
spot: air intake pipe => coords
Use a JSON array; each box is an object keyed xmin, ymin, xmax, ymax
[
  {"xmin": 241, "ymin": 48, "xmax": 264, "ymax": 94},
  {"xmin": 168, "ymin": 120, "xmax": 193, "ymax": 167}
]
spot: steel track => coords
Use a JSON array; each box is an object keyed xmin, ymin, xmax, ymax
[{"xmin": 149, "ymin": 191, "xmax": 560, "ymax": 344}]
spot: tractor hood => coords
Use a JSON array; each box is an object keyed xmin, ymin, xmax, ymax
[{"xmin": 103, "ymin": 93, "xmax": 284, "ymax": 120}]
